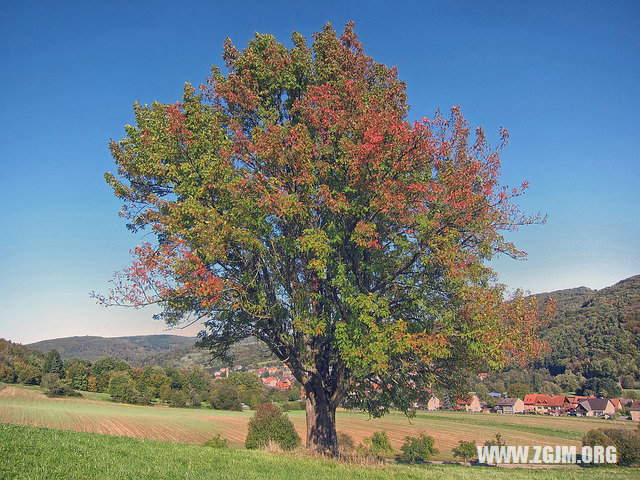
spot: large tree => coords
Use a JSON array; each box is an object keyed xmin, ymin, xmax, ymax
[{"xmin": 100, "ymin": 23, "xmax": 551, "ymax": 455}]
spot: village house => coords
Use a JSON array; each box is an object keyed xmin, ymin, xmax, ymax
[
  {"xmin": 455, "ymin": 395, "xmax": 481, "ymax": 412},
  {"xmin": 261, "ymin": 377, "xmax": 277, "ymax": 387},
  {"xmin": 574, "ymin": 398, "xmax": 616, "ymax": 417},
  {"xmin": 495, "ymin": 397, "xmax": 525, "ymax": 414},
  {"xmin": 274, "ymin": 379, "xmax": 292, "ymax": 390},
  {"xmin": 627, "ymin": 401, "xmax": 640, "ymax": 421},
  {"xmin": 523, "ymin": 394, "xmax": 567, "ymax": 414},
  {"xmin": 426, "ymin": 396, "xmax": 440, "ymax": 411}
]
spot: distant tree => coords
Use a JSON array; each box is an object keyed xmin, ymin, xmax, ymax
[
  {"xmin": 100, "ymin": 22, "xmax": 551, "ymax": 454},
  {"xmin": 168, "ymin": 389, "xmax": 187, "ymax": 408},
  {"xmin": 556, "ymin": 371, "xmax": 583, "ymax": 393},
  {"xmin": 92, "ymin": 357, "xmax": 119, "ymax": 392},
  {"xmin": 187, "ymin": 367, "xmax": 211, "ymax": 399},
  {"xmin": 14, "ymin": 360, "xmax": 41, "ymax": 385},
  {"xmin": 508, "ymin": 382, "xmax": 529, "ymax": 399},
  {"xmin": 452, "ymin": 440, "xmax": 477, "ymax": 463},
  {"xmin": 231, "ymin": 372, "xmax": 266, "ymax": 408},
  {"xmin": 87, "ymin": 375, "xmax": 98, "ymax": 392},
  {"xmin": 188, "ymin": 389, "xmax": 202, "ymax": 407},
  {"xmin": 579, "ymin": 377, "xmax": 622, "ymax": 398},
  {"xmin": 473, "ymin": 383, "xmax": 490, "ymax": 402},
  {"xmin": 540, "ymin": 381, "xmax": 562, "ymax": 395},
  {"xmin": 43, "ymin": 350, "xmax": 64, "ymax": 376},
  {"xmin": 210, "ymin": 379, "xmax": 242, "ymax": 411},
  {"xmin": 64, "ymin": 358, "xmax": 91, "ymax": 391},
  {"xmin": 41, "ymin": 372, "xmax": 60, "ymax": 390},
  {"xmin": 0, "ymin": 362, "xmax": 16, "ymax": 383},
  {"xmin": 108, "ymin": 371, "xmax": 142, "ymax": 404}
]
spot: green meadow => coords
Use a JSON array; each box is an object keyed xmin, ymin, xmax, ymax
[{"xmin": 1, "ymin": 423, "xmax": 636, "ymax": 480}]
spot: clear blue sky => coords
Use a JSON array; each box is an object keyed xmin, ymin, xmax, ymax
[{"xmin": 1, "ymin": 1, "xmax": 638, "ymax": 344}]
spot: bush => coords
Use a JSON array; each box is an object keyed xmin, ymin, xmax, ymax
[
  {"xmin": 363, "ymin": 431, "xmax": 394, "ymax": 456},
  {"xmin": 484, "ymin": 432, "xmax": 506, "ymax": 447},
  {"xmin": 204, "ymin": 434, "xmax": 228, "ymax": 448},
  {"xmin": 245, "ymin": 402, "xmax": 300, "ymax": 451},
  {"xmin": 337, "ymin": 432, "xmax": 355, "ymax": 453},
  {"xmin": 280, "ymin": 400, "xmax": 305, "ymax": 411},
  {"xmin": 400, "ymin": 434, "xmax": 436, "ymax": 463},
  {"xmin": 41, "ymin": 374, "xmax": 80, "ymax": 398},
  {"xmin": 452, "ymin": 440, "xmax": 477, "ymax": 463},
  {"xmin": 583, "ymin": 428, "xmax": 640, "ymax": 466}
]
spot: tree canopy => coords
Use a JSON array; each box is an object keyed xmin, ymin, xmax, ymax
[{"xmin": 100, "ymin": 22, "xmax": 551, "ymax": 454}]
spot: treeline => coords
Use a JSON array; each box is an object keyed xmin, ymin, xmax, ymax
[{"xmin": 0, "ymin": 339, "xmax": 302, "ymax": 410}]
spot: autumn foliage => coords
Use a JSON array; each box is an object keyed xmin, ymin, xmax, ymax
[{"xmin": 100, "ymin": 22, "xmax": 551, "ymax": 454}]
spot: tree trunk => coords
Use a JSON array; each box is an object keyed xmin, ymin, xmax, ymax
[{"xmin": 305, "ymin": 386, "xmax": 338, "ymax": 456}]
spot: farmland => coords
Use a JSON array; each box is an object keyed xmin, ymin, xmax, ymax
[
  {"xmin": 1, "ymin": 423, "xmax": 636, "ymax": 480},
  {"xmin": 0, "ymin": 384, "xmax": 636, "ymax": 462}
]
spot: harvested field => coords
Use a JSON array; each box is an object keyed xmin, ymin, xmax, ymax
[{"xmin": 0, "ymin": 384, "xmax": 636, "ymax": 460}]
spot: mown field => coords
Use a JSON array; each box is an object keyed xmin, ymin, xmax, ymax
[
  {"xmin": 0, "ymin": 383, "xmax": 636, "ymax": 462},
  {"xmin": 1, "ymin": 423, "xmax": 636, "ymax": 480}
]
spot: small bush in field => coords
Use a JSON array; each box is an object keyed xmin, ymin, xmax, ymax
[
  {"xmin": 452, "ymin": 440, "xmax": 477, "ymax": 463},
  {"xmin": 484, "ymin": 432, "xmax": 505, "ymax": 447},
  {"xmin": 204, "ymin": 434, "xmax": 228, "ymax": 448},
  {"xmin": 400, "ymin": 434, "xmax": 437, "ymax": 463},
  {"xmin": 337, "ymin": 432, "xmax": 355, "ymax": 453},
  {"xmin": 245, "ymin": 402, "xmax": 300, "ymax": 451},
  {"xmin": 363, "ymin": 431, "xmax": 394, "ymax": 456}
]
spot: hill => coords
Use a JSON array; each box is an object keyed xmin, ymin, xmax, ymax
[
  {"xmin": 539, "ymin": 275, "xmax": 640, "ymax": 384},
  {"xmin": 28, "ymin": 335, "xmax": 197, "ymax": 365},
  {"xmin": 27, "ymin": 334, "xmax": 275, "ymax": 370}
]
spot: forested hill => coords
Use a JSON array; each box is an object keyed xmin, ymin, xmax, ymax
[
  {"xmin": 537, "ymin": 275, "xmax": 640, "ymax": 387},
  {"xmin": 27, "ymin": 335, "xmax": 275, "ymax": 370},
  {"xmin": 27, "ymin": 335, "xmax": 197, "ymax": 365}
]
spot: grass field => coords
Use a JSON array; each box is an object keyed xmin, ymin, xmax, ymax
[
  {"xmin": 1, "ymin": 423, "xmax": 636, "ymax": 480},
  {"xmin": 0, "ymin": 384, "xmax": 637, "ymax": 462}
]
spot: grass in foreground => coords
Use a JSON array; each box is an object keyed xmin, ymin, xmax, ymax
[{"xmin": 0, "ymin": 423, "xmax": 636, "ymax": 480}]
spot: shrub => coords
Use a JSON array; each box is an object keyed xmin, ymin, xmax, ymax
[
  {"xmin": 452, "ymin": 440, "xmax": 477, "ymax": 463},
  {"xmin": 337, "ymin": 432, "xmax": 355, "ymax": 453},
  {"xmin": 363, "ymin": 431, "xmax": 394, "ymax": 456},
  {"xmin": 484, "ymin": 432, "xmax": 505, "ymax": 447},
  {"xmin": 204, "ymin": 434, "xmax": 228, "ymax": 448},
  {"xmin": 400, "ymin": 434, "xmax": 436, "ymax": 463},
  {"xmin": 245, "ymin": 402, "xmax": 300, "ymax": 451},
  {"xmin": 583, "ymin": 428, "xmax": 640, "ymax": 466},
  {"xmin": 42, "ymin": 374, "xmax": 80, "ymax": 398}
]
